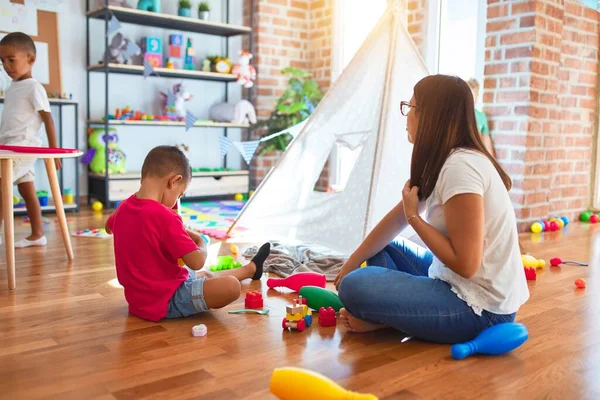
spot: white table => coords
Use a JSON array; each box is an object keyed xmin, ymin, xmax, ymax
[{"xmin": 0, "ymin": 150, "xmax": 83, "ymax": 289}]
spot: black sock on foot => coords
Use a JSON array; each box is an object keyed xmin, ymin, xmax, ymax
[{"xmin": 251, "ymin": 242, "xmax": 271, "ymax": 280}]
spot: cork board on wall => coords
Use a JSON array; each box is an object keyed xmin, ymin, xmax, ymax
[{"xmin": 0, "ymin": 0, "xmax": 61, "ymax": 94}]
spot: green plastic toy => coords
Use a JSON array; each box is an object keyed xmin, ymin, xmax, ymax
[
  {"xmin": 209, "ymin": 255, "xmax": 242, "ymax": 272},
  {"xmin": 298, "ymin": 286, "xmax": 344, "ymax": 312}
]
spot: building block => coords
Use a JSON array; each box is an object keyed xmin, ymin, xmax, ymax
[
  {"xmin": 318, "ymin": 307, "xmax": 336, "ymax": 327},
  {"xmin": 141, "ymin": 36, "xmax": 162, "ymax": 54},
  {"xmin": 169, "ymin": 34, "xmax": 183, "ymax": 46},
  {"xmin": 169, "ymin": 45, "xmax": 182, "ymax": 58},
  {"xmin": 169, "ymin": 58, "xmax": 184, "ymax": 69},
  {"xmin": 245, "ymin": 291, "xmax": 264, "ymax": 309},
  {"xmin": 524, "ymin": 267, "xmax": 536, "ymax": 281},
  {"xmin": 144, "ymin": 53, "xmax": 163, "ymax": 68}
]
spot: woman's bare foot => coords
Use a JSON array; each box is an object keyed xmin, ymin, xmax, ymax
[{"xmin": 339, "ymin": 308, "xmax": 387, "ymax": 333}]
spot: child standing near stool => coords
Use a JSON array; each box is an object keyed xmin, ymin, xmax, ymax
[
  {"xmin": 106, "ymin": 146, "xmax": 270, "ymax": 321},
  {"xmin": 0, "ymin": 32, "xmax": 60, "ymax": 247}
]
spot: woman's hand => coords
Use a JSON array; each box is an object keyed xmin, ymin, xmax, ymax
[
  {"xmin": 402, "ymin": 180, "xmax": 420, "ymax": 220},
  {"xmin": 334, "ymin": 259, "xmax": 361, "ymax": 290}
]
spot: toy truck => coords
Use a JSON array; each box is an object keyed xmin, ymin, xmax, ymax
[{"xmin": 282, "ymin": 296, "xmax": 313, "ymax": 332}]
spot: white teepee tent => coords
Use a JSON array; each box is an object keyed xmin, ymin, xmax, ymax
[{"xmin": 228, "ymin": 1, "xmax": 429, "ymax": 255}]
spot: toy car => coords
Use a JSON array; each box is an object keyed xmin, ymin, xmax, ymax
[{"xmin": 282, "ymin": 296, "xmax": 313, "ymax": 332}]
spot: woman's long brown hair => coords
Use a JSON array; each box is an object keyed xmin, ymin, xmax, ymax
[{"xmin": 410, "ymin": 75, "xmax": 512, "ymax": 200}]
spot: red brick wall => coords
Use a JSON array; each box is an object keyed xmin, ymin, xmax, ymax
[
  {"xmin": 484, "ymin": 0, "xmax": 599, "ymax": 229},
  {"xmin": 407, "ymin": 0, "xmax": 428, "ymax": 58}
]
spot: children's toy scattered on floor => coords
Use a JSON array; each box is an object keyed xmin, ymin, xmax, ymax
[
  {"xmin": 92, "ymin": 201, "xmax": 103, "ymax": 212},
  {"xmin": 282, "ymin": 296, "xmax": 313, "ymax": 332},
  {"xmin": 208, "ymin": 255, "xmax": 242, "ymax": 272},
  {"xmin": 530, "ymin": 216, "xmax": 568, "ymax": 233},
  {"xmin": 318, "ymin": 307, "xmax": 337, "ymax": 327},
  {"xmin": 192, "ymin": 324, "xmax": 207, "ymax": 337},
  {"xmin": 521, "ymin": 255, "xmax": 545, "ymax": 269},
  {"xmin": 579, "ymin": 211, "xmax": 600, "ymax": 223},
  {"xmin": 550, "ymin": 257, "xmax": 588, "ymax": 267},
  {"xmin": 228, "ymin": 309, "xmax": 269, "ymax": 315},
  {"xmin": 245, "ymin": 291, "xmax": 263, "ymax": 309},
  {"xmin": 72, "ymin": 229, "xmax": 111, "ymax": 239},
  {"xmin": 574, "ymin": 278, "xmax": 586, "ymax": 289},
  {"xmin": 269, "ymin": 367, "xmax": 378, "ymax": 400},
  {"xmin": 298, "ymin": 286, "xmax": 344, "ymax": 311},
  {"xmin": 524, "ymin": 267, "xmax": 536, "ymax": 281},
  {"xmin": 267, "ymin": 272, "xmax": 326, "ymax": 292},
  {"xmin": 451, "ymin": 322, "xmax": 529, "ymax": 360}
]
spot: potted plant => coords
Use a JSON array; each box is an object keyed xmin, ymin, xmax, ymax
[
  {"xmin": 198, "ymin": 1, "xmax": 210, "ymax": 20},
  {"xmin": 178, "ymin": 0, "xmax": 192, "ymax": 17},
  {"xmin": 253, "ymin": 67, "xmax": 323, "ymax": 154}
]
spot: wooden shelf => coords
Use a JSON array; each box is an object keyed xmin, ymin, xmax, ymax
[
  {"xmin": 87, "ymin": 119, "xmax": 250, "ymax": 129},
  {"xmin": 88, "ymin": 63, "xmax": 237, "ymax": 82},
  {"xmin": 0, "ymin": 97, "xmax": 77, "ymax": 105},
  {"xmin": 14, "ymin": 203, "xmax": 78, "ymax": 214},
  {"xmin": 89, "ymin": 170, "xmax": 249, "ymax": 181},
  {"xmin": 87, "ymin": 6, "xmax": 251, "ymax": 37}
]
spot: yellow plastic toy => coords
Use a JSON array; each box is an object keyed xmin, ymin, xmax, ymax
[
  {"xmin": 282, "ymin": 296, "xmax": 313, "ymax": 332},
  {"xmin": 269, "ymin": 367, "xmax": 378, "ymax": 400},
  {"xmin": 92, "ymin": 200, "xmax": 103, "ymax": 212},
  {"xmin": 234, "ymin": 193, "xmax": 244, "ymax": 201},
  {"xmin": 231, "ymin": 244, "xmax": 239, "ymax": 255},
  {"xmin": 522, "ymin": 254, "xmax": 545, "ymax": 269}
]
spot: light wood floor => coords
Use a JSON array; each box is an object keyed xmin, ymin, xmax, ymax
[{"xmin": 0, "ymin": 210, "xmax": 599, "ymax": 400}]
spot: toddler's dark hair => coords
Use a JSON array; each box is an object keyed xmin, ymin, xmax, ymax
[
  {"xmin": 141, "ymin": 146, "xmax": 192, "ymax": 181},
  {"xmin": 0, "ymin": 32, "xmax": 36, "ymax": 55}
]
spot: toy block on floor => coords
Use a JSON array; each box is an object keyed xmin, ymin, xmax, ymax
[
  {"xmin": 318, "ymin": 307, "xmax": 337, "ymax": 327},
  {"xmin": 245, "ymin": 291, "xmax": 263, "ymax": 309}
]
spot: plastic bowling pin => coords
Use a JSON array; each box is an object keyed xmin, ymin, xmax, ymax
[
  {"xmin": 451, "ymin": 322, "xmax": 528, "ymax": 360},
  {"xmin": 267, "ymin": 272, "xmax": 326, "ymax": 292},
  {"xmin": 270, "ymin": 367, "xmax": 378, "ymax": 400},
  {"xmin": 299, "ymin": 286, "xmax": 344, "ymax": 311}
]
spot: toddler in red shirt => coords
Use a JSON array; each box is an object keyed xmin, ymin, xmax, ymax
[{"xmin": 106, "ymin": 146, "xmax": 270, "ymax": 321}]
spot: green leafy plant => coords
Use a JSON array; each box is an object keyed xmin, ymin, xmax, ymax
[
  {"xmin": 198, "ymin": 2, "xmax": 210, "ymax": 12},
  {"xmin": 253, "ymin": 67, "xmax": 323, "ymax": 154},
  {"xmin": 179, "ymin": 0, "xmax": 191, "ymax": 8}
]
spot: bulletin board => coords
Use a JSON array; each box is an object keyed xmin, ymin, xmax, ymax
[{"xmin": 0, "ymin": 0, "xmax": 61, "ymax": 94}]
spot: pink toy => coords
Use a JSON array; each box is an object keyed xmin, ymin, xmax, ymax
[
  {"xmin": 318, "ymin": 307, "xmax": 336, "ymax": 327},
  {"xmin": 267, "ymin": 272, "xmax": 326, "ymax": 292},
  {"xmin": 550, "ymin": 257, "xmax": 588, "ymax": 267},
  {"xmin": 192, "ymin": 324, "xmax": 207, "ymax": 337},
  {"xmin": 575, "ymin": 278, "xmax": 586, "ymax": 289},
  {"xmin": 231, "ymin": 50, "xmax": 257, "ymax": 88},
  {"xmin": 245, "ymin": 291, "xmax": 264, "ymax": 309}
]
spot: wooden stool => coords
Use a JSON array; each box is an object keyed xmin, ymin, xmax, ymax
[{"xmin": 0, "ymin": 147, "xmax": 83, "ymax": 289}]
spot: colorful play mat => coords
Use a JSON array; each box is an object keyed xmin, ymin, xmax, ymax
[{"xmin": 180, "ymin": 200, "xmax": 247, "ymax": 239}]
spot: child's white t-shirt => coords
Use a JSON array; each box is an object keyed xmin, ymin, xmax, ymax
[
  {"xmin": 0, "ymin": 78, "xmax": 50, "ymax": 146},
  {"xmin": 426, "ymin": 148, "xmax": 529, "ymax": 316}
]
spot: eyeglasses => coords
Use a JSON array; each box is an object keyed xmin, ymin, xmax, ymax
[{"xmin": 400, "ymin": 101, "xmax": 417, "ymax": 116}]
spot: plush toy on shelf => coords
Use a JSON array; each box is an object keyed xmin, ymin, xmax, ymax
[
  {"xmin": 209, "ymin": 100, "xmax": 257, "ymax": 125},
  {"xmin": 101, "ymin": 32, "xmax": 142, "ymax": 65},
  {"xmin": 81, "ymin": 128, "xmax": 127, "ymax": 175},
  {"xmin": 231, "ymin": 50, "xmax": 256, "ymax": 88},
  {"xmin": 160, "ymin": 83, "xmax": 192, "ymax": 121},
  {"xmin": 137, "ymin": 0, "xmax": 160, "ymax": 13}
]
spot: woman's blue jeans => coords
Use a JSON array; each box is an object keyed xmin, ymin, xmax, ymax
[{"xmin": 338, "ymin": 238, "xmax": 516, "ymax": 344}]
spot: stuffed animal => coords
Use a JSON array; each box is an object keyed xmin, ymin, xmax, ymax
[
  {"xmin": 101, "ymin": 32, "xmax": 141, "ymax": 65},
  {"xmin": 137, "ymin": 0, "xmax": 160, "ymax": 13},
  {"xmin": 160, "ymin": 83, "xmax": 192, "ymax": 120},
  {"xmin": 231, "ymin": 50, "xmax": 256, "ymax": 88},
  {"xmin": 210, "ymin": 100, "xmax": 257, "ymax": 125},
  {"xmin": 81, "ymin": 128, "xmax": 126, "ymax": 174}
]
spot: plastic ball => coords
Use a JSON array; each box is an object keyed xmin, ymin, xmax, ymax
[
  {"xmin": 561, "ymin": 216, "xmax": 569, "ymax": 226},
  {"xmin": 538, "ymin": 221, "xmax": 546, "ymax": 231},
  {"xmin": 91, "ymin": 201, "xmax": 103, "ymax": 212},
  {"xmin": 234, "ymin": 193, "xmax": 244, "ymax": 201},
  {"xmin": 549, "ymin": 221, "xmax": 559, "ymax": 231},
  {"xmin": 556, "ymin": 219, "xmax": 565, "ymax": 229},
  {"xmin": 530, "ymin": 222, "xmax": 543, "ymax": 233},
  {"xmin": 580, "ymin": 211, "xmax": 593, "ymax": 222},
  {"xmin": 575, "ymin": 278, "xmax": 586, "ymax": 289},
  {"xmin": 590, "ymin": 214, "xmax": 599, "ymax": 224},
  {"xmin": 543, "ymin": 221, "xmax": 550, "ymax": 231}
]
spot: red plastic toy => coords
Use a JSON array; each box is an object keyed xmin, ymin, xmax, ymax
[
  {"xmin": 267, "ymin": 272, "xmax": 326, "ymax": 292},
  {"xmin": 551, "ymin": 257, "xmax": 588, "ymax": 267},
  {"xmin": 0, "ymin": 145, "xmax": 80, "ymax": 154},
  {"xmin": 575, "ymin": 278, "xmax": 586, "ymax": 289},
  {"xmin": 550, "ymin": 257, "xmax": 562, "ymax": 266},
  {"xmin": 524, "ymin": 267, "xmax": 536, "ymax": 281},
  {"xmin": 245, "ymin": 291, "xmax": 263, "ymax": 309},
  {"xmin": 318, "ymin": 307, "xmax": 337, "ymax": 327},
  {"xmin": 591, "ymin": 214, "xmax": 599, "ymax": 224}
]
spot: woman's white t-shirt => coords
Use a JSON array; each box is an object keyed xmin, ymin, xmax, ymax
[{"xmin": 426, "ymin": 149, "xmax": 529, "ymax": 316}]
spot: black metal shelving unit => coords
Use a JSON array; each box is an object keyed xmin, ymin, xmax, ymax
[
  {"xmin": 0, "ymin": 97, "xmax": 80, "ymax": 215},
  {"xmin": 85, "ymin": 1, "xmax": 254, "ymax": 208}
]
